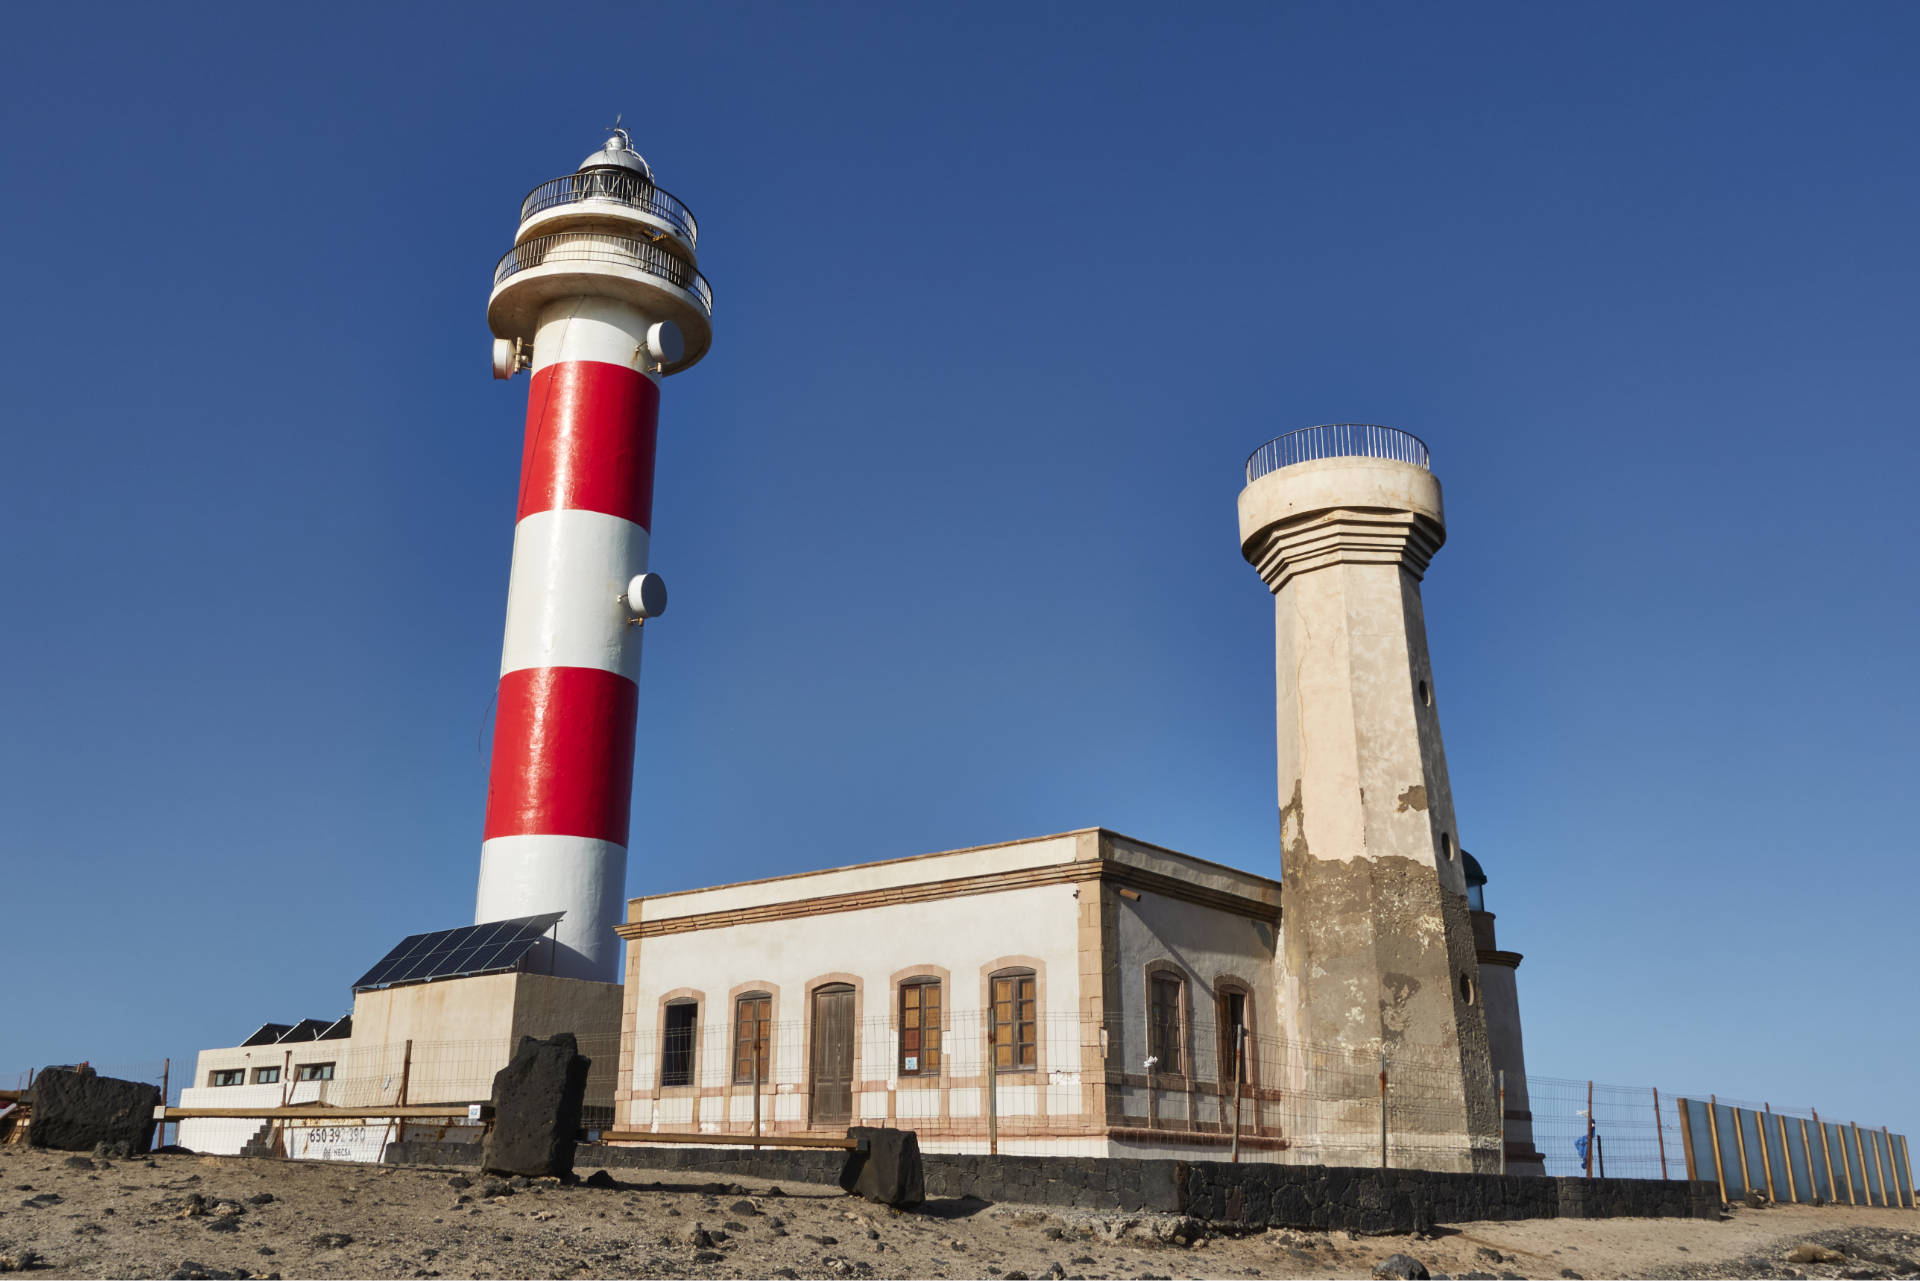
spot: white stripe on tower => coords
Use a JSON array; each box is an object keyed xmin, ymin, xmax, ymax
[{"xmin": 476, "ymin": 296, "xmax": 662, "ymax": 983}]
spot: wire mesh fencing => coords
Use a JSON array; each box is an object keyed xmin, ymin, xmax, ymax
[
  {"xmin": 104, "ymin": 1022, "xmax": 1920, "ymax": 1196},
  {"xmin": 1526, "ymin": 1076, "xmax": 1688, "ymax": 1180},
  {"xmin": 622, "ymin": 1008, "xmax": 1497, "ymax": 1165},
  {"xmin": 11, "ymin": 1061, "xmax": 169, "ymax": 1093}
]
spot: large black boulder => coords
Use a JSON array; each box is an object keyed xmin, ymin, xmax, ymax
[
  {"xmin": 28, "ymin": 1066, "xmax": 160, "ymax": 1154},
  {"xmin": 839, "ymin": 1126, "xmax": 925, "ymax": 1208},
  {"xmin": 481, "ymin": 1033, "xmax": 589, "ymax": 1178}
]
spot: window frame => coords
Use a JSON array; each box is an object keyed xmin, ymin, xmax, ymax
[
  {"xmin": 1215, "ymin": 981, "xmax": 1253, "ymax": 1090},
  {"xmin": 732, "ymin": 992, "xmax": 772, "ymax": 1085},
  {"xmin": 897, "ymin": 977, "xmax": 942, "ymax": 1077},
  {"xmin": 251, "ymin": 1065, "xmax": 281, "ymax": 1085},
  {"xmin": 988, "ymin": 968, "xmax": 1038, "ymax": 1074},
  {"xmin": 294, "ymin": 1062, "xmax": 334, "ymax": 1082},
  {"xmin": 660, "ymin": 1000, "xmax": 698, "ymax": 1088},
  {"xmin": 209, "ymin": 1068, "xmax": 244, "ymax": 1088},
  {"xmin": 1144, "ymin": 975, "xmax": 1190, "ymax": 1075}
]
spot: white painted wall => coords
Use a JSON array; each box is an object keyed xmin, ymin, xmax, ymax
[{"xmin": 625, "ymin": 875, "xmax": 1082, "ymax": 1131}]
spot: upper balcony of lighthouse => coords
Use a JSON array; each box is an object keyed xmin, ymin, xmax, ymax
[
  {"xmin": 1237, "ymin": 424, "xmax": 1446, "ymax": 591},
  {"xmin": 488, "ymin": 131, "xmax": 713, "ymax": 375}
]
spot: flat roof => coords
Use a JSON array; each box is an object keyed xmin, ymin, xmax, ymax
[{"xmin": 628, "ymin": 826, "xmax": 1281, "ymax": 922}]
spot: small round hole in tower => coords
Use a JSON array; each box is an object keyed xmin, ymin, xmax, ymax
[
  {"xmin": 1441, "ymin": 831, "xmax": 1454, "ymax": 861},
  {"xmin": 1459, "ymin": 972, "xmax": 1475, "ymax": 1004},
  {"xmin": 1418, "ymin": 679, "xmax": 1431, "ymax": 707}
]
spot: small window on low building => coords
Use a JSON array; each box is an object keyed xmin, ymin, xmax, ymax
[
  {"xmin": 252, "ymin": 1066, "xmax": 280, "ymax": 1085},
  {"xmin": 899, "ymin": 979, "xmax": 941, "ymax": 1076},
  {"xmin": 210, "ymin": 1069, "xmax": 243, "ymax": 1087},
  {"xmin": 733, "ymin": 993, "xmax": 772, "ymax": 1084},
  {"xmin": 661, "ymin": 1001, "xmax": 697, "ymax": 1087},
  {"xmin": 989, "ymin": 970, "xmax": 1037, "ymax": 1072},
  {"xmin": 1149, "ymin": 972, "xmax": 1184, "ymax": 1075},
  {"xmin": 295, "ymin": 1062, "xmax": 334, "ymax": 1082}
]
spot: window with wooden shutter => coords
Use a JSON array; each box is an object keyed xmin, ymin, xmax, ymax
[
  {"xmin": 989, "ymin": 970, "xmax": 1037, "ymax": 1073},
  {"xmin": 899, "ymin": 979, "xmax": 941, "ymax": 1075},
  {"xmin": 733, "ymin": 994, "xmax": 771, "ymax": 1084}
]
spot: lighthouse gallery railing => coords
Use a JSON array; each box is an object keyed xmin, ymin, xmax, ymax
[
  {"xmin": 493, "ymin": 232, "xmax": 714, "ymax": 316},
  {"xmin": 519, "ymin": 170, "xmax": 700, "ymax": 250},
  {"xmin": 1245, "ymin": 423, "xmax": 1430, "ymax": 484}
]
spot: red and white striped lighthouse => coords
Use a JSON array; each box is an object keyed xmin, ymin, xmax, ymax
[{"xmin": 477, "ymin": 132, "xmax": 713, "ymax": 983}]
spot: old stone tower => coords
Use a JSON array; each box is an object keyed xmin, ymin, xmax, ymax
[{"xmin": 1238, "ymin": 425, "xmax": 1501, "ymax": 1172}]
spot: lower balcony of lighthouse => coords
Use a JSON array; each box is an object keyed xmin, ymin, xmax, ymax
[{"xmin": 489, "ymin": 231, "xmax": 713, "ymax": 373}]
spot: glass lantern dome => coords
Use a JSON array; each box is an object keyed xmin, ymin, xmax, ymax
[{"xmin": 1462, "ymin": 850, "xmax": 1487, "ymax": 912}]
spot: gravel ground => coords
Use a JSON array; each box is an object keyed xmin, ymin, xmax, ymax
[{"xmin": 2, "ymin": 1146, "xmax": 1917, "ymax": 1280}]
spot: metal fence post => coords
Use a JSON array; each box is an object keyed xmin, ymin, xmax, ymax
[
  {"xmin": 1758, "ymin": 1103, "xmax": 1777, "ymax": 1201},
  {"xmin": 1898, "ymin": 1133, "xmax": 1915, "ymax": 1211},
  {"xmin": 1774, "ymin": 1113, "xmax": 1789, "ymax": 1206},
  {"xmin": 986, "ymin": 1023, "xmax": 999, "ymax": 1156},
  {"xmin": 1584, "ymin": 1080, "xmax": 1595, "ymax": 1180},
  {"xmin": 1653, "ymin": 1086, "xmax": 1669, "ymax": 1180},
  {"xmin": 1378, "ymin": 1052, "xmax": 1388, "ymax": 1169},
  {"xmin": 1229, "ymin": 1027, "xmax": 1244, "ymax": 1164},
  {"xmin": 1705, "ymin": 1095, "xmax": 1728, "ymax": 1202},
  {"xmin": 751, "ymin": 1033, "xmax": 762, "ymax": 1150},
  {"xmin": 159, "ymin": 1059, "xmax": 170, "ymax": 1150},
  {"xmin": 1813, "ymin": 1108, "xmax": 1838, "ymax": 1203},
  {"xmin": 1497, "ymin": 1069, "xmax": 1506, "ymax": 1176},
  {"xmin": 1732, "ymin": 1107, "xmax": 1753, "ymax": 1198},
  {"xmin": 1678, "ymin": 1096, "xmax": 1699, "ymax": 1181}
]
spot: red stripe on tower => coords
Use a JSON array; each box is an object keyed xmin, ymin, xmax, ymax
[
  {"xmin": 517, "ymin": 361, "xmax": 661, "ymax": 527},
  {"xmin": 483, "ymin": 665, "xmax": 640, "ymax": 843}
]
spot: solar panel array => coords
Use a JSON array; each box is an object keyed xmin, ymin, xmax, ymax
[{"xmin": 352, "ymin": 912, "xmax": 564, "ymax": 991}]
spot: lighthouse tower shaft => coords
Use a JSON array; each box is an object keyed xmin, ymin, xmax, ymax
[
  {"xmin": 476, "ymin": 135, "xmax": 712, "ymax": 983},
  {"xmin": 1238, "ymin": 435, "xmax": 1500, "ymax": 1173}
]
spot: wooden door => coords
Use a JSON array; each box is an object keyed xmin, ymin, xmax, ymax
[{"xmin": 810, "ymin": 984, "xmax": 855, "ymax": 1128}]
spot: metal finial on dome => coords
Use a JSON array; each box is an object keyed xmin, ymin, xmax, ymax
[{"xmin": 579, "ymin": 121, "xmax": 653, "ymax": 181}]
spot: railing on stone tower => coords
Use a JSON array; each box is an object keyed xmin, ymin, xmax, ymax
[{"xmin": 1244, "ymin": 423, "xmax": 1431, "ymax": 484}]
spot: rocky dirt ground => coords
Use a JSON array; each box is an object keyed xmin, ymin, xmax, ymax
[{"xmin": 2, "ymin": 1146, "xmax": 1917, "ymax": 1280}]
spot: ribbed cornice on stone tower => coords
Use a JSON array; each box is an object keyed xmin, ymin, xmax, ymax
[{"xmin": 1243, "ymin": 506, "xmax": 1445, "ymax": 593}]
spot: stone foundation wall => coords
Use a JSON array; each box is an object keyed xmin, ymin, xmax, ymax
[
  {"xmin": 384, "ymin": 1140, "xmax": 1718, "ymax": 1229},
  {"xmin": 1178, "ymin": 1162, "xmax": 1716, "ymax": 1230}
]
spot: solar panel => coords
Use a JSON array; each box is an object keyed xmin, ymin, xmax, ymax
[
  {"xmin": 240, "ymin": 1023, "xmax": 292, "ymax": 1047},
  {"xmin": 351, "ymin": 912, "xmax": 565, "ymax": 991},
  {"xmin": 280, "ymin": 1019, "xmax": 332, "ymax": 1042}
]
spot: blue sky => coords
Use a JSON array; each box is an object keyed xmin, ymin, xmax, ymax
[{"xmin": 5, "ymin": 1, "xmax": 1915, "ymax": 1150}]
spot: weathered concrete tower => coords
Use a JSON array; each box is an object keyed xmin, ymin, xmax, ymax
[
  {"xmin": 475, "ymin": 131, "xmax": 713, "ymax": 983},
  {"xmin": 1237, "ymin": 424, "xmax": 1500, "ymax": 1172}
]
